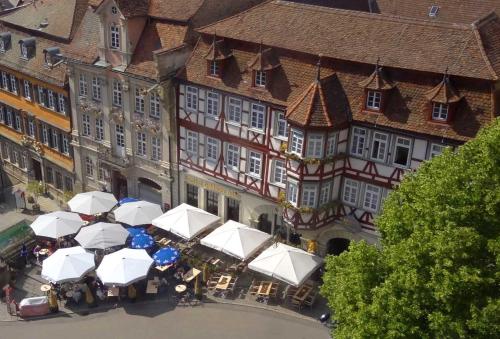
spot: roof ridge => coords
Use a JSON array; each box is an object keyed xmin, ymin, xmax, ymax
[{"xmin": 471, "ymin": 15, "xmax": 498, "ymax": 80}]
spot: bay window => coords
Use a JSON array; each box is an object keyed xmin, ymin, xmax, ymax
[
  {"xmin": 301, "ymin": 185, "xmax": 317, "ymax": 208},
  {"xmin": 320, "ymin": 183, "xmax": 331, "ymax": 205},
  {"xmin": 287, "ymin": 181, "xmax": 298, "ymax": 206},
  {"xmin": 326, "ymin": 134, "xmax": 336, "ymax": 156},
  {"xmin": 290, "ymin": 129, "xmax": 304, "ymax": 155},
  {"xmin": 306, "ymin": 134, "xmax": 323, "ymax": 158}
]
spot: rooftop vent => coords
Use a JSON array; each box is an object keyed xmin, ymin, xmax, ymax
[
  {"xmin": 429, "ymin": 5, "xmax": 439, "ymax": 17},
  {"xmin": 39, "ymin": 18, "xmax": 48, "ymax": 28}
]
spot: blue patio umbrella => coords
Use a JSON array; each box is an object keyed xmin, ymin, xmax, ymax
[
  {"xmin": 153, "ymin": 247, "xmax": 180, "ymax": 266},
  {"xmin": 119, "ymin": 197, "xmax": 138, "ymax": 205},
  {"xmin": 126, "ymin": 227, "xmax": 146, "ymax": 237},
  {"xmin": 130, "ymin": 233, "xmax": 154, "ymax": 249}
]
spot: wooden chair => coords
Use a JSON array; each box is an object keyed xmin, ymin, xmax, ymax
[
  {"xmin": 303, "ymin": 290, "xmax": 317, "ymax": 309},
  {"xmin": 290, "ymin": 298, "xmax": 303, "ymax": 310},
  {"xmin": 248, "ymin": 279, "xmax": 259, "ymax": 296}
]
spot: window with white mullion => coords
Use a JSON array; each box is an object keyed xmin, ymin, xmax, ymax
[
  {"xmin": 430, "ymin": 143, "xmax": 445, "ymax": 158},
  {"xmin": 82, "ymin": 114, "xmax": 91, "ymax": 137},
  {"xmin": 432, "ymin": 103, "xmax": 449, "ymax": 121},
  {"xmin": 92, "ymin": 76, "xmax": 101, "ymax": 101},
  {"xmin": 248, "ymin": 151, "xmax": 262, "ymax": 177},
  {"xmin": 350, "ymin": 127, "xmax": 366, "ymax": 157},
  {"xmin": 47, "ymin": 90, "xmax": 56, "ymax": 110},
  {"xmin": 370, "ymin": 132, "xmax": 388, "ymax": 161},
  {"xmin": 287, "ymin": 181, "xmax": 298, "ymax": 206},
  {"xmin": 23, "ymin": 80, "xmax": 31, "ymax": 100},
  {"xmin": 186, "ymin": 131, "xmax": 198, "ymax": 155},
  {"xmin": 226, "ymin": 144, "xmax": 240, "ymax": 169},
  {"xmin": 366, "ymin": 91, "xmax": 381, "ymax": 110},
  {"xmin": 9, "ymin": 75, "xmax": 17, "ymax": 93},
  {"xmin": 319, "ymin": 183, "xmax": 331, "ymax": 206},
  {"xmin": 78, "ymin": 74, "xmax": 87, "ymax": 97},
  {"xmin": 13, "ymin": 113, "xmax": 21, "ymax": 131},
  {"xmin": 95, "ymin": 118, "xmax": 104, "ymax": 141},
  {"xmin": 151, "ymin": 136, "xmax": 161, "ymax": 161},
  {"xmin": 326, "ymin": 134, "xmax": 336, "ymax": 156},
  {"xmin": 110, "ymin": 25, "xmax": 120, "ymax": 49},
  {"xmin": 135, "ymin": 88, "xmax": 145, "ymax": 114},
  {"xmin": 185, "ymin": 86, "xmax": 198, "ymax": 111},
  {"xmin": 255, "ymin": 71, "xmax": 266, "ymax": 87},
  {"xmin": 62, "ymin": 135, "xmax": 70, "ymax": 155},
  {"xmin": 301, "ymin": 185, "xmax": 318, "ymax": 208},
  {"xmin": 136, "ymin": 132, "xmax": 147, "ymax": 156},
  {"xmin": 227, "ymin": 97, "xmax": 242, "ymax": 124},
  {"xmin": 250, "ymin": 103, "xmax": 265, "ymax": 131},
  {"xmin": 27, "ymin": 119, "xmax": 35, "ymax": 137},
  {"xmin": 1, "ymin": 72, "xmax": 8, "ymax": 89},
  {"xmin": 393, "ymin": 136, "xmax": 411, "ymax": 167},
  {"xmin": 41, "ymin": 124, "xmax": 49, "ymax": 144},
  {"xmin": 51, "ymin": 129, "xmax": 59, "ymax": 150},
  {"xmin": 272, "ymin": 159, "xmax": 286, "ymax": 185},
  {"xmin": 206, "ymin": 137, "xmax": 219, "ymax": 162},
  {"xmin": 112, "ymin": 80, "xmax": 122, "ymax": 107},
  {"xmin": 275, "ymin": 111, "xmax": 288, "ymax": 138},
  {"xmin": 150, "ymin": 91, "xmax": 160, "ymax": 118},
  {"xmin": 115, "ymin": 124, "xmax": 125, "ymax": 147},
  {"xmin": 209, "ymin": 61, "xmax": 219, "ymax": 77},
  {"xmin": 85, "ymin": 156, "xmax": 94, "ymax": 177},
  {"xmin": 290, "ymin": 129, "xmax": 304, "ymax": 155},
  {"xmin": 206, "ymin": 91, "xmax": 219, "ymax": 118},
  {"xmin": 363, "ymin": 184, "xmax": 381, "ymax": 212},
  {"xmin": 342, "ymin": 179, "xmax": 359, "ymax": 205},
  {"xmin": 57, "ymin": 94, "xmax": 66, "ymax": 114},
  {"xmin": 306, "ymin": 134, "xmax": 324, "ymax": 158}
]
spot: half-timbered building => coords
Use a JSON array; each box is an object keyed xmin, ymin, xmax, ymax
[{"xmin": 177, "ymin": 0, "xmax": 500, "ymax": 254}]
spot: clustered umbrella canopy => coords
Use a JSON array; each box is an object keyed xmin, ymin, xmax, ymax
[
  {"xmin": 41, "ymin": 246, "xmax": 95, "ymax": 283},
  {"xmin": 201, "ymin": 220, "xmax": 271, "ymax": 260},
  {"xmin": 75, "ymin": 222, "xmax": 129, "ymax": 250},
  {"xmin": 152, "ymin": 203, "xmax": 220, "ymax": 240},
  {"xmin": 30, "ymin": 211, "xmax": 85, "ymax": 238},
  {"xmin": 130, "ymin": 233, "xmax": 155, "ymax": 249},
  {"xmin": 96, "ymin": 248, "xmax": 153, "ymax": 286},
  {"xmin": 68, "ymin": 191, "xmax": 117, "ymax": 215},
  {"xmin": 127, "ymin": 227, "xmax": 146, "ymax": 237},
  {"xmin": 153, "ymin": 247, "xmax": 180, "ymax": 266},
  {"xmin": 114, "ymin": 201, "xmax": 163, "ymax": 226},
  {"xmin": 119, "ymin": 197, "xmax": 138, "ymax": 205},
  {"xmin": 248, "ymin": 243, "xmax": 323, "ymax": 287}
]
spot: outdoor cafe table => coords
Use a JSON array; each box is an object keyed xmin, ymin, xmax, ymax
[
  {"xmin": 257, "ymin": 281, "xmax": 273, "ymax": 296},
  {"xmin": 175, "ymin": 284, "xmax": 187, "ymax": 293},
  {"xmin": 183, "ymin": 268, "xmax": 201, "ymax": 283},
  {"xmin": 292, "ymin": 284, "xmax": 313, "ymax": 302},
  {"xmin": 215, "ymin": 275, "xmax": 232, "ymax": 290}
]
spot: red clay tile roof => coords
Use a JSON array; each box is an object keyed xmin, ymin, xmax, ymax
[
  {"xmin": 204, "ymin": 37, "xmax": 232, "ymax": 61},
  {"xmin": 198, "ymin": 0, "xmax": 500, "ymax": 80},
  {"xmin": 126, "ymin": 21, "xmax": 189, "ymax": 79},
  {"xmin": 424, "ymin": 75, "xmax": 463, "ymax": 103},
  {"xmin": 373, "ymin": 0, "xmax": 500, "ymax": 24},
  {"xmin": 247, "ymin": 46, "xmax": 280, "ymax": 71},
  {"xmin": 358, "ymin": 65, "xmax": 395, "ymax": 90},
  {"xmin": 148, "ymin": 0, "xmax": 205, "ymax": 22},
  {"xmin": 286, "ymin": 73, "xmax": 349, "ymax": 128},
  {"xmin": 180, "ymin": 37, "xmax": 495, "ymax": 142}
]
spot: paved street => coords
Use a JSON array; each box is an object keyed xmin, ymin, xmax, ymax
[{"xmin": 0, "ymin": 303, "xmax": 329, "ymax": 339}]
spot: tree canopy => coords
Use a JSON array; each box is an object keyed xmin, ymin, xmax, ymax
[{"xmin": 321, "ymin": 118, "xmax": 500, "ymax": 338}]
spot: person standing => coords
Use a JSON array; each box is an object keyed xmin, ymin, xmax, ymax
[{"xmin": 20, "ymin": 243, "xmax": 28, "ymax": 267}]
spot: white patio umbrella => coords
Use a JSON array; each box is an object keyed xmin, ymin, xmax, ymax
[
  {"xmin": 30, "ymin": 211, "xmax": 85, "ymax": 238},
  {"xmin": 75, "ymin": 222, "xmax": 129, "ymax": 250},
  {"xmin": 41, "ymin": 246, "xmax": 95, "ymax": 283},
  {"xmin": 68, "ymin": 191, "xmax": 117, "ymax": 215},
  {"xmin": 96, "ymin": 248, "xmax": 153, "ymax": 286},
  {"xmin": 152, "ymin": 203, "xmax": 220, "ymax": 240},
  {"xmin": 201, "ymin": 220, "xmax": 271, "ymax": 260},
  {"xmin": 248, "ymin": 243, "xmax": 323, "ymax": 287},
  {"xmin": 113, "ymin": 201, "xmax": 163, "ymax": 226}
]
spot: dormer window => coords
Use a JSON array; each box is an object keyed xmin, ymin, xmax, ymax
[
  {"xmin": 43, "ymin": 47, "xmax": 63, "ymax": 67},
  {"xmin": 208, "ymin": 60, "xmax": 219, "ymax": 77},
  {"xmin": 0, "ymin": 32, "xmax": 11, "ymax": 53},
  {"xmin": 255, "ymin": 71, "xmax": 266, "ymax": 87},
  {"xmin": 366, "ymin": 91, "xmax": 381, "ymax": 110},
  {"xmin": 110, "ymin": 25, "xmax": 120, "ymax": 49},
  {"xmin": 19, "ymin": 37, "xmax": 35, "ymax": 59},
  {"xmin": 432, "ymin": 103, "xmax": 448, "ymax": 121}
]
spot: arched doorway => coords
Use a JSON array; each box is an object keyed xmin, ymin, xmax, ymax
[
  {"xmin": 327, "ymin": 238, "xmax": 350, "ymax": 256},
  {"xmin": 137, "ymin": 177, "xmax": 162, "ymax": 205},
  {"xmin": 257, "ymin": 213, "xmax": 272, "ymax": 234}
]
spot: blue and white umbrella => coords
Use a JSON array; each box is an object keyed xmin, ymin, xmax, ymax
[
  {"xmin": 127, "ymin": 227, "xmax": 146, "ymax": 237},
  {"xmin": 130, "ymin": 233, "xmax": 154, "ymax": 249},
  {"xmin": 119, "ymin": 197, "xmax": 138, "ymax": 205},
  {"xmin": 153, "ymin": 247, "xmax": 180, "ymax": 266}
]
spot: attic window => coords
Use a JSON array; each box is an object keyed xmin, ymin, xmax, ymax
[
  {"xmin": 432, "ymin": 103, "xmax": 449, "ymax": 121},
  {"xmin": 208, "ymin": 60, "xmax": 220, "ymax": 77},
  {"xmin": 429, "ymin": 5, "xmax": 439, "ymax": 17},
  {"xmin": 0, "ymin": 32, "xmax": 11, "ymax": 53},
  {"xmin": 43, "ymin": 47, "xmax": 63, "ymax": 67},
  {"xmin": 19, "ymin": 37, "xmax": 35, "ymax": 60},
  {"xmin": 255, "ymin": 71, "xmax": 266, "ymax": 87},
  {"xmin": 111, "ymin": 6, "xmax": 118, "ymax": 14}
]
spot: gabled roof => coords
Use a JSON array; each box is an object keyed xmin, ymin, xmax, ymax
[
  {"xmin": 0, "ymin": 0, "xmax": 89, "ymax": 40},
  {"xmin": 198, "ymin": 0, "xmax": 500, "ymax": 80},
  {"xmin": 95, "ymin": 0, "xmax": 149, "ymax": 18},
  {"xmin": 425, "ymin": 74, "xmax": 463, "ymax": 103},
  {"xmin": 358, "ymin": 64, "xmax": 395, "ymax": 90},
  {"xmin": 148, "ymin": 0, "xmax": 205, "ymax": 22}
]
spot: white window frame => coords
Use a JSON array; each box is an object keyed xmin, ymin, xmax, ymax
[
  {"xmin": 350, "ymin": 127, "xmax": 366, "ymax": 157},
  {"xmin": 370, "ymin": 131, "xmax": 389, "ymax": 162},
  {"xmin": 206, "ymin": 91, "xmax": 220, "ymax": 118},
  {"xmin": 326, "ymin": 134, "xmax": 336, "ymax": 156},
  {"xmin": 186, "ymin": 130, "xmax": 198, "ymax": 155},
  {"xmin": 393, "ymin": 136, "xmax": 411, "ymax": 168},
  {"xmin": 78, "ymin": 74, "xmax": 87, "ymax": 97},
  {"xmin": 91, "ymin": 76, "xmax": 101, "ymax": 101},
  {"xmin": 432, "ymin": 103, "xmax": 449, "ymax": 121},
  {"xmin": 272, "ymin": 159, "xmax": 286, "ymax": 186},
  {"xmin": 136, "ymin": 132, "xmax": 147, "ymax": 157},
  {"xmin": 5, "ymin": 108, "xmax": 12, "ymax": 127},
  {"xmin": 1, "ymin": 72, "xmax": 7, "ymax": 89},
  {"xmin": 363, "ymin": 184, "xmax": 381, "ymax": 212},
  {"xmin": 342, "ymin": 179, "xmax": 359, "ymax": 206},
  {"xmin": 290, "ymin": 129, "xmax": 304, "ymax": 155},
  {"xmin": 227, "ymin": 97, "xmax": 242, "ymax": 124},
  {"xmin": 150, "ymin": 91, "xmax": 160, "ymax": 118},
  {"xmin": 41, "ymin": 124, "xmax": 49, "ymax": 144},
  {"xmin": 306, "ymin": 134, "xmax": 324, "ymax": 158},
  {"xmin": 47, "ymin": 90, "xmax": 56, "ymax": 110},
  {"xmin": 21, "ymin": 43, "xmax": 28, "ymax": 59},
  {"xmin": 135, "ymin": 88, "xmax": 145, "ymax": 114},
  {"xmin": 151, "ymin": 136, "xmax": 161, "ymax": 161},
  {"xmin": 206, "ymin": 137, "xmax": 219, "ymax": 162},
  {"xmin": 23, "ymin": 80, "xmax": 31, "ymax": 100},
  {"xmin": 250, "ymin": 103, "xmax": 265, "ymax": 131},
  {"xmin": 110, "ymin": 25, "xmax": 120, "ymax": 49},
  {"xmin": 430, "ymin": 143, "xmax": 445, "ymax": 158},
  {"xmin": 112, "ymin": 80, "xmax": 122, "ymax": 107},
  {"xmin": 275, "ymin": 111, "xmax": 288, "ymax": 139},
  {"xmin": 248, "ymin": 151, "xmax": 262, "ymax": 178},
  {"xmin": 226, "ymin": 144, "xmax": 240, "ymax": 170},
  {"xmin": 9, "ymin": 75, "xmax": 16, "ymax": 93},
  {"xmin": 115, "ymin": 124, "xmax": 125, "ymax": 147},
  {"xmin": 366, "ymin": 91, "xmax": 381, "ymax": 110},
  {"xmin": 287, "ymin": 181, "xmax": 298, "ymax": 206},
  {"xmin": 51, "ymin": 129, "xmax": 58, "ymax": 150},
  {"xmin": 57, "ymin": 94, "xmax": 66, "ymax": 114},
  {"xmin": 27, "ymin": 119, "xmax": 35, "ymax": 137},
  {"xmin": 209, "ymin": 61, "xmax": 219, "ymax": 77},
  {"xmin": 82, "ymin": 114, "xmax": 91, "ymax": 137},
  {"xmin": 85, "ymin": 157, "xmax": 94, "ymax": 178},
  {"xmin": 185, "ymin": 86, "xmax": 198, "ymax": 112},
  {"xmin": 255, "ymin": 71, "xmax": 266, "ymax": 87},
  {"xmin": 320, "ymin": 183, "xmax": 331, "ymax": 206},
  {"xmin": 62, "ymin": 135, "xmax": 69, "ymax": 155},
  {"xmin": 95, "ymin": 118, "xmax": 104, "ymax": 141},
  {"xmin": 301, "ymin": 185, "xmax": 318, "ymax": 208},
  {"xmin": 14, "ymin": 113, "xmax": 21, "ymax": 131}
]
